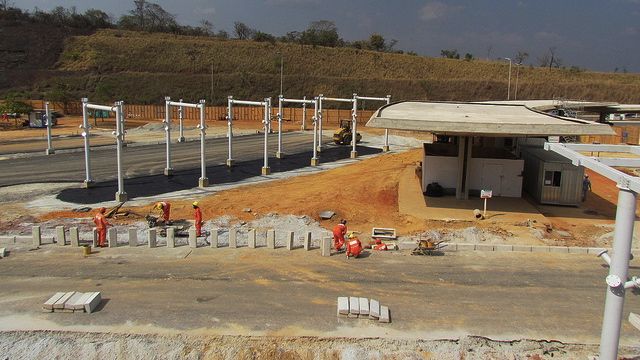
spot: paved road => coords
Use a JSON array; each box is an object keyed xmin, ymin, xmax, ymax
[{"xmin": 0, "ymin": 246, "xmax": 638, "ymax": 348}]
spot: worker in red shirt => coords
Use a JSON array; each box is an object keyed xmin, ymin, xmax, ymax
[
  {"xmin": 93, "ymin": 207, "xmax": 110, "ymax": 247},
  {"xmin": 193, "ymin": 201, "xmax": 203, "ymax": 236},
  {"xmin": 372, "ymin": 238, "xmax": 388, "ymax": 251},
  {"xmin": 346, "ymin": 234, "xmax": 363, "ymax": 259},
  {"xmin": 332, "ymin": 219, "xmax": 347, "ymax": 251},
  {"xmin": 154, "ymin": 201, "xmax": 171, "ymax": 224}
]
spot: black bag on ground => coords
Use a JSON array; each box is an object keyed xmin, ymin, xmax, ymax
[{"xmin": 426, "ymin": 182, "xmax": 444, "ymax": 197}]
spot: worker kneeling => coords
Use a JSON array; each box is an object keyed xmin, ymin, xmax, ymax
[
  {"xmin": 373, "ymin": 238, "xmax": 388, "ymax": 251},
  {"xmin": 154, "ymin": 201, "xmax": 171, "ymax": 225},
  {"xmin": 346, "ymin": 234, "xmax": 363, "ymax": 259}
]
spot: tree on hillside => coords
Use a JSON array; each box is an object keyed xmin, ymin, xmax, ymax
[
  {"xmin": 440, "ymin": 49, "xmax": 460, "ymax": 59},
  {"xmin": 233, "ymin": 21, "xmax": 254, "ymax": 40},
  {"xmin": 199, "ymin": 19, "xmax": 213, "ymax": 36},
  {"xmin": 253, "ymin": 31, "xmax": 276, "ymax": 44},
  {"xmin": 0, "ymin": 1, "xmax": 13, "ymax": 11},
  {"xmin": 515, "ymin": 50, "xmax": 529, "ymax": 65},
  {"xmin": 464, "ymin": 53, "xmax": 474, "ymax": 61},
  {"xmin": 300, "ymin": 20, "xmax": 340, "ymax": 47},
  {"xmin": 367, "ymin": 33, "xmax": 397, "ymax": 52},
  {"xmin": 0, "ymin": 95, "xmax": 32, "ymax": 116},
  {"xmin": 119, "ymin": 1, "xmax": 177, "ymax": 32},
  {"xmin": 537, "ymin": 47, "xmax": 562, "ymax": 69},
  {"xmin": 133, "ymin": 0, "xmax": 145, "ymax": 28},
  {"xmin": 84, "ymin": 9, "xmax": 112, "ymax": 28}
]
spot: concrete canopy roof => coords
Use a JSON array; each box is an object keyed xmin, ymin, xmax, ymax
[{"xmin": 365, "ymin": 101, "xmax": 615, "ymax": 137}]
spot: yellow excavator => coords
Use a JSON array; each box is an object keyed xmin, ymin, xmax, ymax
[{"xmin": 333, "ymin": 120, "xmax": 362, "ymax": 145}]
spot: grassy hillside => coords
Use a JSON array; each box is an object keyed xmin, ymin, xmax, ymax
[{"xmin": 5, "ymin": 28, "xmax": 640, "ymax": 105}]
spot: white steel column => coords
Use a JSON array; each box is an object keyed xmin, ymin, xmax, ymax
[
  {"xmin": 318, "ymin": 94, "xmax": 323, "ymax": 152},
  {"xmin": 120, "ymin": 101, "xmax": 127, "ymax": 146},
  {"xmin": 262, "ymin": 98, "xmax": 271, "ymax": 175},
  {"xmin": 227, "ymin": 96, "xmax": 234, "ymax": 167},
  {"xmin": 383, "ymin": 95, "xmax": 391, "ymax": 151},
  {"xmin": 311, "ymin": 97, "xmax": 319, "ymax": 166},
  {"xmin": 163, "ymin": 97, "xmax": 173, "ymax": 176},
  {"xmin": 198, "ymin": 99, "xmax": 209, "ymax": 187},
  {"xmin": 114, "ymin": 101, "xmax": 127, "ymax": 202},
  {"xmin": 351, "ymin": 93, "xmax": 358, "ymax": 159},
  {"xmin": 45, "ymin": 101, "xmax": 54, "ymax": 155},
  {"xmin": 277, "ymin": 95, "xmax": 283, "ymax": 159},
  {"xmin": 80, "ymin": 98, "xmax": 93, "ymax": 188},
  {"xmin": 178, "ymin": 98, "xmax": 185, "ymax": 142},
  {"xmin": 302, "ymin": 96, "xmax": 307, "ymax": 131},
  {"xmin": 599, "ymin": 187, "xmax": 637, "ymax": 360}
]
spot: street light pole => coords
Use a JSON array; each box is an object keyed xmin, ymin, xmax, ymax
[
  {"xmin": 514, "ymin": 63, "xmax": 521, "ymax": 100},
  {"xmin": 504, "ymin": 57, "xmax": 512, "ymax": 100},
  {"xmin": 279, "ymin": 52, "xmax": 284, "ymax": 97}
]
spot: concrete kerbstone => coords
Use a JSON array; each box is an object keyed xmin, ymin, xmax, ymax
[
  {"xmin": 476, "ymin": 244, "xmax": 495, "ymax": 251},
  {"xmin": 369, "ymin": 299, "xmax": 380, "ymax": 319},
  {"xmin": 494, "ymin": 244, "xmax": 513, "ymax": 252},
  {"xmin": 128, "ymin": 228, "xmax": 138, "ymax": 247},
  {"xmin": 229, "ymin": 228, "xmax": 237, "ymax": 248},
  {"xmin": 588, "ymin": 247, "xmax": 607, "ymax": 254},
  {"xmin": 0, "ymin": 236, "xmax": 15, "ymax": 245},
  {"xmin": 266, "ymin": 229, "xmax": 275, "ymax": 249},
  {"xmin": 359, "ymin": 298, "xmax": 369, "ymax": 316},
  {"xmin": 321, "ymin": 237, "xmax": 331, "ymax": 257},
  {"xmin": 107, "ymin": 228, "xmax": 117, "ymax": 248},
  {"xmin": 456, "ymin": 243, "xmax": 476, "ymax": 251},
  {"xmin": 32, "ymin": 225, "xmax": 41, "ymax": 247},
  {"xmin": 304, "ymin": 232, "xmax": 311, "ymax": 251},
  {"xmin": 148, "ymin": 228, "xmax": 157, "ymax": 248},
  {"xmin": 379, "ymin": 305, "xmax": 390, "ymax": 323},
  {"xmin": 568, "ymin": 247, "xmax": 589, "ymax": 254},
  {"xmin": 188, "ymin": 227, "xmax": 197, "ymax": 248},
  {"xmin": 512, "ymin": 245, "xmax": 532, "ymax": 252},
  {"xmin": 531, "ymin": 246, "xmax": 550, "ymax": 253},
  {"xmin": 337, "ymin": 297, "xmax": 349, "ymax": 316},
  {"xmin": 56, "ymin": 226, "xmax": 66, "ymax": 246},
  {"xmin": 69, "ymin": 227, "xmax": 79, "ymax": 247},
  {"xmin": 549, "ymin": 246, "xmax": 569, "ymax": 254},
  {"xmin": 210, "ymin": 228, "xmax": 218, "ymax": 248},
  {"xmin": 287, "ymin": 231, "xmax": 294, "ymax": 250},
  {"xmin": 167, "ymin": 227, "xmax": 175, "ymax": 248},
  {"xmin": 248, "ymin": 229, "xmax": 256, "ymax": 248},
  {"xmin": 349, "ymin": 296, "xmax": 359, "ymax": 315}
]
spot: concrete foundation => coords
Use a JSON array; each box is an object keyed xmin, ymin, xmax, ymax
[
  {"xmin": 304, "ymin": 232, "xmax": 312, "ymax": 251},
  {"xmin": 107, "ymin": 228, "xmax": 117, "ymax": 248},
  {"xmin": 226, "ymin": 159, "xmax": 234, "ymax": 167},
  {"xmin": 115, "ymin": 192, "xmax": 128, "ymax": 202},
  {"xmin": 188, "ymin": 228, "xmax": 197, "ymax": 248},
  {"xmin": 210, "ymin": 229, "xmax": 218, "ymax": 248},
  {"xmin": 164, "ymin": 168, "xmax": 174, "ymax": 176},
  {"xmin": 128, "ymin": 228, "xmax": 137, "ymax": 247},
  {"xmin": 382, "ymin": 145, "xmax": 390, "ymax": 152},
  {"xmin": 310, "ymin": 158, "xmax": 319, "ymax": 166},
  {"xmin": 82, "ymin": 180, "xmax": 94, "ymax": 189},
  {"xmin": 287, "ymin": 231, "xmax": 294, "ymax": 250},
  {"xmin": 56, "ymin": 226, "xmax": 65, "ymax": 246},
  {"xmin": 45, "ymin": 149, "xmax": 55, "ymax": 155},
  {"xmin": 198, "ymin": 177, "xmax": 209, "ymax": 188},
  {"xmin": 248, "ymin": 229, "xmax": 256, "ymax": 248},
  {"xmin": 148, "ymin": 228, "xmax": 157, "ymax": 248},
  {"xmin": 321, "ymin": 237, "xmax": 331, "ymax": 257},
  {"xmin": 32, "ymin": 225, "xmax": 41, "ymax": 248},
  {"xmin": 69, "ymin": 227, "xmax": 79, "ymax": 247},
  {"xmin": 276, "ymin": 151, "xmax": 283, "ymax": 159},
  {"xmin": 261, "ymin": 166, "xmax": 271, "ymax": 175},
  {"xmin": 229, "ymin": 228, "xmax": 237, "ymax": 248},
  {"xmin": 350, "ymin": 151, "xmax": 358, "ymax": 159},
  {"xmin": 167, "ymin": 227, "xmax": 175, "ymax": 248},
  {"xmin": 266, "ymin": 229, "xmax": 275, "ymax": 249}
]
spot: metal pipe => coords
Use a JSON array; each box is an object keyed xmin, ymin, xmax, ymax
[
  {"xmin": 81, "ymin": 98, "xmax": 93, "ymax": 187},
  {"xmin": 164, "ymin": 97, "xmax": 173, "ymax": 175},
  {"xmin": 599, "ymin": 187, "xmax": 637, "ymax": 360},
  {"xmin": 178, "ymin": 99, "xmax": 185, "ymax": 142},
  {"xmin": 198, "ymin": 99, "xmax": 208, "ymax": 187},
  {"xmin": 311, "ymin": 97, "xmax": 318, "ymax": 165},
  {"xmin": 384, "ymin": 95, "xmax": 391, "ymax": 151},
  {"xmin": 302, "ymin": 96, "xmax": 307, "ymax": 131},
  {"xmin": 86, "ymin": 104, "xmax": 115, "ymax": 112},
  {"xmin": 262, "ymin": 98, "xmax": 270, "ymax": 174},
  {"xmin": 318, "ymin": 95, "xmax": 323, "ymax": 152},
  {"xmin": 351, "ymin": 93, "xmax": 358, "ymax": 158},
  {"xmin": 167, "ymin": 101, "xmax": 200, "ymax": 108},
  {"xmin": 280, "ymin": 98, "xmax": 315, "ymax": 105},
  {"xmin": 277, "ymin": 95, "xmax": 283, "ymax": 158},
  {"xmin": 45, "ymin": 101, "xmax": 54, "ymax": 155},
  {"xmin": 230, "ymin": 99, "xmax": 265, "ymax": 106},
  {"xmin": 120, "ymin": 101, "xmax": 126, "ymax": 144},
  {"xmin": 323, "ymin": 97, "xmax": 353, "ymax": 103},
  {"xmin": 227, "ymin": 96, "xmax": 234, "ymax": 167},
  {"xmin": 114, "ymin": 101, "xmax": 126, "ymax": 201},
  {"xmin": 598, "ymin": 250, "xmax": 612, "ymax": 265}
]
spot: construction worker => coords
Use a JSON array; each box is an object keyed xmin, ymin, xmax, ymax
[
  {"xmin": 332, "ymin": 219, "xmax": 347, "ymax": 251},
  {"xmin": 372, "ymin": 238, "xmax": 388, "ymax": 251},
  {"xmin": 153, "ymin": 201, "xmax": 171, "ymax": 224},
  {"xmin": 193, "ymin": 201, "xmax": 203, "ymax": 237},
  {"xmin": 93, "ymin": 207, "xmax": 110, "ymax": 247},
  {"xmin": 346, "ymin": 233, "xmax": 363, "ymax": 258}
]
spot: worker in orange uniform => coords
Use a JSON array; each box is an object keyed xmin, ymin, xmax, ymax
[
  {"xmin": 93, "ymin": 207, "xmax": 110, "ymax": 247},
  {"xmin": 154, "ymin": 201, "xmax": 171, "ymax": 224},
  {"xmin": 346, "ymin": 233, "xmax": 363, "ymax": 258},
  {"xmin": 372, "ymin": 238, "xmax": 388, "ymax": 251},
  {"xmin": 332, "ymin": 219, "xmax": 347, "ymax": 251},
  {"xmin": 193, "ymin": 201, "xmax": 203, "ymax": 237}
]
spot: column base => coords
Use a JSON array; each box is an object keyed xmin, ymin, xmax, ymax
[
  {"xmin": 178, "ymin": 137, "xmax": 186, "ymax": 143},
  {"xmin": 45, "ymin": 148, "xmax": 55, "ymax": 155},
  {"xmin": 261, "ymin": 166, "xmax": 271, "ymax": 175},
  {"xmin": 350, "ymin": 151, "xmax": 358, "ymax": 159},
  {"xmin": 311, "ymin": 158, "xmax": 319, "ymax": 166},
  {"xmin": 317, "ymin": 146, "xmax": 322, "ymax": 153},
  {"xmin": 82, "ymin": 180, "xmax": 94, "ymax": 189},
  {"xmin": 115, "ymin": 192, "xmax": 128, "ymax": 202},
  {"xmin": 198, "ymin": 177, "xmax": 209, "ymax": 188},
  {"xmin": 164, "ymin": 168, "xmax": 174, "ymax": 176},
  {"xmin": 276, "ymin": 151, "xmax": 284, "ymax": 159},
  {"xmin": 382, "ymin": 145, "xmax": 390, "ymax": 152},
  {"xmin": 226, "ymin": 159, "xmax": 234, "ymax": 167}
]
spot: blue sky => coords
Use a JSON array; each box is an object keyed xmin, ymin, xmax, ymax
[{"xmin": 12, "ymin": 0, "xmax": 640, "ymax": 72}]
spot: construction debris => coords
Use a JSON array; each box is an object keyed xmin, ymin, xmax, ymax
[
  {"xmin": 319, "ymin": 210, "xmax": 335, "ymax": 220},
  {"xmin": 371, "ymin": 227, "xmax": 396, "ymax": 239},
  {"xmin": 337, "ymin": 296, "xmax": 390, "ymax": 323},
  {"xmin": 42, "ymin": 291, "xmax": 102, "ymax": 313}
]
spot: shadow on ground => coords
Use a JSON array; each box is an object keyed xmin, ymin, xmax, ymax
[{"xmin": 57, "ymin": 145, "xmax": 381, "ymax": 204}]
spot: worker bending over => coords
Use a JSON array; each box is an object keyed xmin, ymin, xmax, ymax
[
  {"xmin": 332, "ymin": 219, "xmax": 348, "ymax": 251},
  {"xmin": 372, "ymin": 238, "xmax": 388, "ymax": 251},
  {"xmin": 93, "ymin": 207, "xmax": 110, "ymax": 247},
  {"xmin": 153, "ymin": 201, "xmax": 171, "ymax": 224},
  {"xmin": 346, "ymin": 233, "xmax": 363, "ymax": 259},
  {"xmin": 193, "ymin": 201, "xmax": 203, "ymax": 237}
]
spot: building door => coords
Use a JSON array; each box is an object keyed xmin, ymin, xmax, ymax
[{"xmin": 481, "ymin": 164, "xmax": 503, "ymax": 196}]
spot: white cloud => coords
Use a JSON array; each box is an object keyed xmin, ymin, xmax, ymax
[{"xmin": 420, "ymin": 1, "xmax": 462, "ymax": 21}]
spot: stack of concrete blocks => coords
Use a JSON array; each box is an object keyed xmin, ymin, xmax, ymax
[
  {"xmin": 42, "ymin": 291, "xmax": 102, "ymax": 313},
  {"xmin": 337, "ymin": 296, "xmax": 390, "ymax": 323}
]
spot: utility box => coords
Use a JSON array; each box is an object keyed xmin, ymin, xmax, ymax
[
  {"xmin": 28, "ymin": 110, "xmax": 57, "ymax": 128},
  {"xmin": 521, "ymin": 146, "xmax": 584, "ymax": 206}
]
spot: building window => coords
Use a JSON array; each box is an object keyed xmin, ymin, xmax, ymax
[{"xmin": 544, "ymin": 171, "xmax": 562, "ymax": 187}]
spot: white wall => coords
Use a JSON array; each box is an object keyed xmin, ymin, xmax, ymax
[
  {"xmin": 468, "ymin": 158, "xmax": 524, "ymax": 197},
  {"xmin": 422, "ymin": 155, "xmax": 458, "ymax": 192}
]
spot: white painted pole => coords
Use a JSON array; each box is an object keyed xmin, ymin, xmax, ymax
[
  {"xmin": 81, "ymin": 98, "xmax": 93, "ymax": 188},
  {"xmin": 311, "ymin": 97, "xmax": 319, "ymax": 166},
  {"xmin": 45, "ymin": 101, "xmax": 54, "ymax": 155},
  {"xmin": 114, "ymin": 101, "xmax": 127, "ymax": 202},
  {"xmin": 120, "ymin": 101, "xmax": 126, "ymax": 145},
  {"xmin": 227, "ymin": 96, "xmax": 234, "ymax": 167},
  {"xmin": 178, "ymin": 98, "xmax": 185, "ymax": 142},
  {"xmin": 198, "ymin": 99, "xmax": 208, "ymax": 187},
  {"xmin": 483, "ymin": 198, "xmax": 487, "ymax": 218},
  {"xmin": 351, "ymin": 93, "xmax": 358, "ymax": 159},
  {"xmin": 318, "ymin": 94, "xmax": 323, "ymax": 152},
  {"xmin": 164, "ymin": 97, "xmax": 173, "ymax": 176},
  {"xmin": 277, "ymin": 95, "xmax": 283, "ymax": 158},
  {"xmin": 302, "ymin": 96, "xmax": 307, "ymax": 131},
  {"xmin": 599, "ymin": 187, "xmax": 637, "ymax": 360},
  {"xmin": 383, "ymin": 95, "xmax": 391, "ymax": 151},
  {"xmin": 261, "ymin": 98, "xmax": 271, "ymax": 175}
]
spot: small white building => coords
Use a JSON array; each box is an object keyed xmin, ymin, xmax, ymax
[{"xmin": 366, "ymin": 101, "xmax": 614, "ymax": 200}]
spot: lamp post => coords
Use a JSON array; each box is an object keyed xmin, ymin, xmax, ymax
[
  {"xmin": 504, "ymin": 57, "xmax": 512, "ymax": 100},
  {"xmin": 278, "ymin": 52, "xmax": 284, "ymax": 97},
  {"xmin": 514, "ymin": 62, "xmax": 521, "ymax": 100}
]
